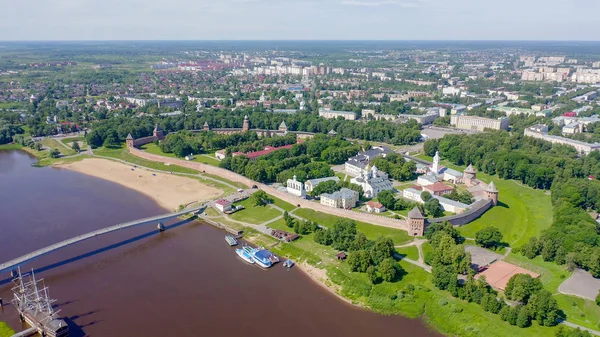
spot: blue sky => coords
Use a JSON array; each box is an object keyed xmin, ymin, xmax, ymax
[{"xmin": 1, "ymin": 0, "xmax": 599, "ymax": 40}]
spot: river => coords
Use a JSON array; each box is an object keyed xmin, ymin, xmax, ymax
[{"xmin": 0, "ymin": 150, "xmax": 440, "ymax": 337}]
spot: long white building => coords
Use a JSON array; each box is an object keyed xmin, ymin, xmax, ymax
[
  {"xmin": 524, "ymin": 124, "xmax": 600, "ymax": 155},
  {"xmin": 450, "ymin": 115, "xmax": 509, "ymax": 131}
]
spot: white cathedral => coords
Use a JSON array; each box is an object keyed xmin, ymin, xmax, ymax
[{"xmin": 350, "ymin": 165, "xmax": 394, "ymax": 199}]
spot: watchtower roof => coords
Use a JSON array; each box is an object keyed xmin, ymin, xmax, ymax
[
  {"xmin": 464, "ymin": 164, "xmax": 476, "ymax": 174},
  {"xmin": 408, "ymin": 207, "xmax": 424, "ymax": 219},
  {"xmin": 126, "ymin": 133, "xmax": 133, "ymax": 140},
  {"xmin": 485, "ymin": 181, "xmax": 498, "ymax": 193}
]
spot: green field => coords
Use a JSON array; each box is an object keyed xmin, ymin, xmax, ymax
[
  {"xmin": 0, "ymin": 143, "xmax": 24, "ymax": 151},
  {"xmin": 94, "ymin": 146, "xmax": 199, "ymax": 174},
  {"xmin": 396, "ymin": 245, "xmax": 419, "ymax": 261},
  {"xmin": 140, "ymin": 143, "xmax": 220, "ymax": 166},
  {"xmin": 0, "ymin": 322, "xmax": 14, "ymax": 337},
  {"xmin": 416, "ymin": 154, "xmax": 553, "ymax": 247},
  {"xmin": 60, "ymin": 136, "xmax": 84, "ymax": 144},
  {"xmin": 41, "ymin": 138, "xmax": 77, "ymax": 156},
  {"xmin": 229, "ymin": 198, "xmax": 282, "ymax": 225},
  {"xmin": 293, "ymin": 208, "xmax": 412, "ymax": 245}
]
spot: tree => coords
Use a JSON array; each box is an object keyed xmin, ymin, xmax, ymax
[
  {"xmin": 432, "ymin": 264, "xmax": 457, "ymax": 290},
  {"xmin": 366, "ymin": 266, "xmax": 379, "ymax": 284},
  {"xmin": 311, "ymin": 179, "xmax": 339, "ymax": 197},
  {"xmin": 424, "ymin": 198, "xmax": 444, "ymax": 218},
  {"xmin": 348, "ymin": 250, "xmax": 372, "ymax": 273},
  {"xmin": 377, "ymin": 190, "xmax": 397, "ymax": 210},
  {"xmin": 596, "ymin": 290, "xmax": 600, "ymax": 306},
  {"xmin": 49, "ymin": 148, "xmax": 60, "ymax": 158},
  {"xmin": 528, "ymin": 290, "xmax": 560, "ymax": 326},
  {"xmin": 505, "ymin": 274, "xmax": 543, "ymax": 304},
  {"xmin": 379, "ymin": 258, "xmax": 400, "ymax": 282},
  {"xmin": 251, "ymin": 190, "xmax": 273, "ymax": 206},
  {"xmin": 475, "ymin": 227, "xmax": 503, "ymax": 249},
  {"xmin": 314, "ymin": 229, "xmax": 332, "ymax": 245},
  {"xmin": 329, "ymin": 219, "xmax": 357, "ymax": 251},
  {"xmin": 516, "ymin": 305, "xmax": 532, "ymax": 328},
  {"xmin": 369, "ymin": 237, "xmax": 395, "ymax": 265},
  {"xmin": 71, "ymin": 141, "xmax": 80, "ymax": 152},
  {"xmin": 103, "ymin": 131, "xmax": 119, "ymax": 148},
  {"xmin": 421, "ymin": 191, "xmax": 432, "ymax": 202}
]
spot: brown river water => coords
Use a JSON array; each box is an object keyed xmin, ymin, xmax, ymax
[{"xmin": 0, "ymin": 150, "xmax": 440, "ymax": 337}]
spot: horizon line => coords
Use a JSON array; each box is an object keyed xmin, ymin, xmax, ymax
[{"xmin": 1, "ymin": 39, "xmax": 600, "ymax": 43}]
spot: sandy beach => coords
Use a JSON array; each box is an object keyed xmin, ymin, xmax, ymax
[{"xmin": 58, "ymin": 158, "xmax": 222, "ymax": 211}]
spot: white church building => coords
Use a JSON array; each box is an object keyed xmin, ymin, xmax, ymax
[{"xmin": 350, "ymin": 165, "xmax": 394, "ymax": 199}]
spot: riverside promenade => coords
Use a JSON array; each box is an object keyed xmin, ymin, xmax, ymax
[{"xmin": 129, "ymin": 147, "xmax": 409, "ymax": 231}]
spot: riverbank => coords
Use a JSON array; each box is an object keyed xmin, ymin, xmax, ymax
[
  {"xmin": 57, "ymin": 158, "xmax": 222, "ymax": 211},
  {"xmin": 0, "ymin": 322, "xmax": 14, "ymax": 337}
]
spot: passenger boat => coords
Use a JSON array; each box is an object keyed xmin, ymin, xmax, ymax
[
  {"xmin": 250, "ymin": 248, "xmax": 274, "ymax": 269},
  {"xmin": 235, "ymin": 247, "xmax": 255, "ymax": 264},
  {"xmin": 225, "ymin": 235, "xmax": 238, "ymax": 246}
]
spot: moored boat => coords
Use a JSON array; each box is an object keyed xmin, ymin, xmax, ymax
[
  {"xmin": 283, "ymin": 260, "xmax": 294, "ymax": 268},
  {"xmin": 235, "ymin": 247, "xmax": 255, "ymax": 264},
  {"xmin": 250, "ymin": 248, "xmax": 274, "ymax": 268},
  {"xmin": 225, "ymin": 235, "xmax": 238, "ymax": 246}
]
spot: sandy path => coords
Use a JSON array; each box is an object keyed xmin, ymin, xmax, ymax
[{"xmin": 57, "ymin": 158, "xmax": 222, "ymax": 211}]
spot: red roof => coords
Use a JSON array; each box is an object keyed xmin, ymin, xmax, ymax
[
  {"xmin": 563, "ymin": 112, "xmax": 577, "ymax": 117},
  {"xmin": 238, "ymin": 140, "xmax": 304, "ymax": 160},
  {"xmin": 216, "ymin": 199, "xmax": 231, "ymax": 206},
  {"xmin": 367, "ymin": 201, "xmax": 384, "ymax": 209},
  {"xmin": 424, "ymin": 182, "xmax": 454, "ymax": 193}
]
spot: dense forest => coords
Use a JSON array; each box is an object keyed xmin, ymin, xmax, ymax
[
  {"xmin": 424, "ymin": 131, "xmax": 600, "ymax": 276},
  {"xmin": 219, "ymin": 134, "xmax": 360, "ymax": 184},
  {"xmin": 83, "ymin": 109, "xmax": 423, "ymax": 148}
]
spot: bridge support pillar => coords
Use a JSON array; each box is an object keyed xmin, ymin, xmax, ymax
[{"xmin": 157, "ymin": 223, "xmax": 165, "ymax": 231}]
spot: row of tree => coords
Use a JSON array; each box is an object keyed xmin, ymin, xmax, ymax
[{"xmin": 312, "ymin": 219, "xmax": 403, "ymax": 283}]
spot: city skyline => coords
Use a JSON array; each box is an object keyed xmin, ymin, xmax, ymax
[{"xmin": 2, "ymin": 0, "xmax": 600, "ymax": 41}]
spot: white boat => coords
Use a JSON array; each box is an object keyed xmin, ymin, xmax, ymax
[
  {"xmin": 249, "ymin": 248, "xmax": 274, "ymax": 269},
  {"xmin": 235, "ymin": 247, "xmax": 255, "ymax": 264}
]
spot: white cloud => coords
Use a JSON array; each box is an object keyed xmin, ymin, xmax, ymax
[{"xmin": 340, "ymin": 0, "xmax": 398, "ymax": 6}]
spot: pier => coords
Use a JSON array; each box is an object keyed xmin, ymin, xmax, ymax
[{"xmin": 0, "ymin": 204, "xmax": 208, "ymax": 274}]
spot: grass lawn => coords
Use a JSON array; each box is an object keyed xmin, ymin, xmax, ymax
[
  {"xmin": 61, "ymin": 136, "xmax": 84, "ymax": 143},
  {"xmin": 229, "ymin": 198, "xmax": 282, "ymax": 225},
  {"xmin": 502, "ymin": 254, "xmax": 600, "ymax": 331},
  {"xmin": 94, "ymin": 146, "xmax": 199, "ymax": 174},
  {"xmin": 0, "ymin": 143, "xmax": 24, "ymax": 151},
  {"xmin": 417, "ymin": 154, "xmax": 553, "ymax": 247},
  {"xmin": 396, "ymin": 245, "xmax": 419, "ymax": 261},
  {"xmin": 141, "ymin": 143, "xmax": 220, "ymax": 166},
  {"xmin": 0, "ymin": 322, "xmax": 14, "ymax": 337},
  {"xmin": 293, "ymin": 208, "xmax": 413, "ymax": 245},
  {"xmin": 41, "ymin": 138, "xmax": 77, "ymax": 156},
  {"xmin": 203, "ymin": 207, "xmax": 221, "ymax": 217},
  {"xmin": 264, "ymin": 218, "xmax": 290, "ymax": 231},
  {"xmin": 555, "ymin": 294, "xmax": 600, "ymax": 330},
  {"xmin": 325, "ymin": 258, "xmax": 558, "ymax": 337},
  {"xmin": 202, "ymin": 172, "xmax": 248, "ymax": 189},
  {"xmin": 422, "ymin": 242, "xmax": 433, "ymax": 265},
  {"xmin": 271, "ymin": 196, "xmax": 297, "ymax": 212}
]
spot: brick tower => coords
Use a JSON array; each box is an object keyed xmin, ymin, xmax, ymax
[
  {"xmin": 126, "ymin": 133, "xmax": 134, "ymax": 148},
  {"xmin": 407, "ymin": 207, "xmax": 426, "ymax": 237},
  {"xmin": 484, "ymin": 181, "xmax": 499, "ymax": 206},
  {"xmin": 203, "ymin": 121, "xmax": 210, "ymax": 131},
  {"xmin": 242, "ymin": 115, "xmax": 250, "ymax": 132}
]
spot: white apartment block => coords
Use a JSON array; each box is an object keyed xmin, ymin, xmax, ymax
[
  {"xmin": 320, "ymin": 188, "xmax": 359, "ymax": 209},
  {"xmin": 318, "ymin": 108, "xmax": 356, "ymax": 120},
  {"xmin": 450, "ymin": 115, "xmax": 509, "ymax": 131},
  {"xmin": 524, "ymin": 125, "xmax": 600, "ymax": 155}
]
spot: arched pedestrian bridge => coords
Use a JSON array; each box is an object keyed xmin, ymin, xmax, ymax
[{"xmin": 0, "ymin": 204, "xmax": 207, "ymax": 274}]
